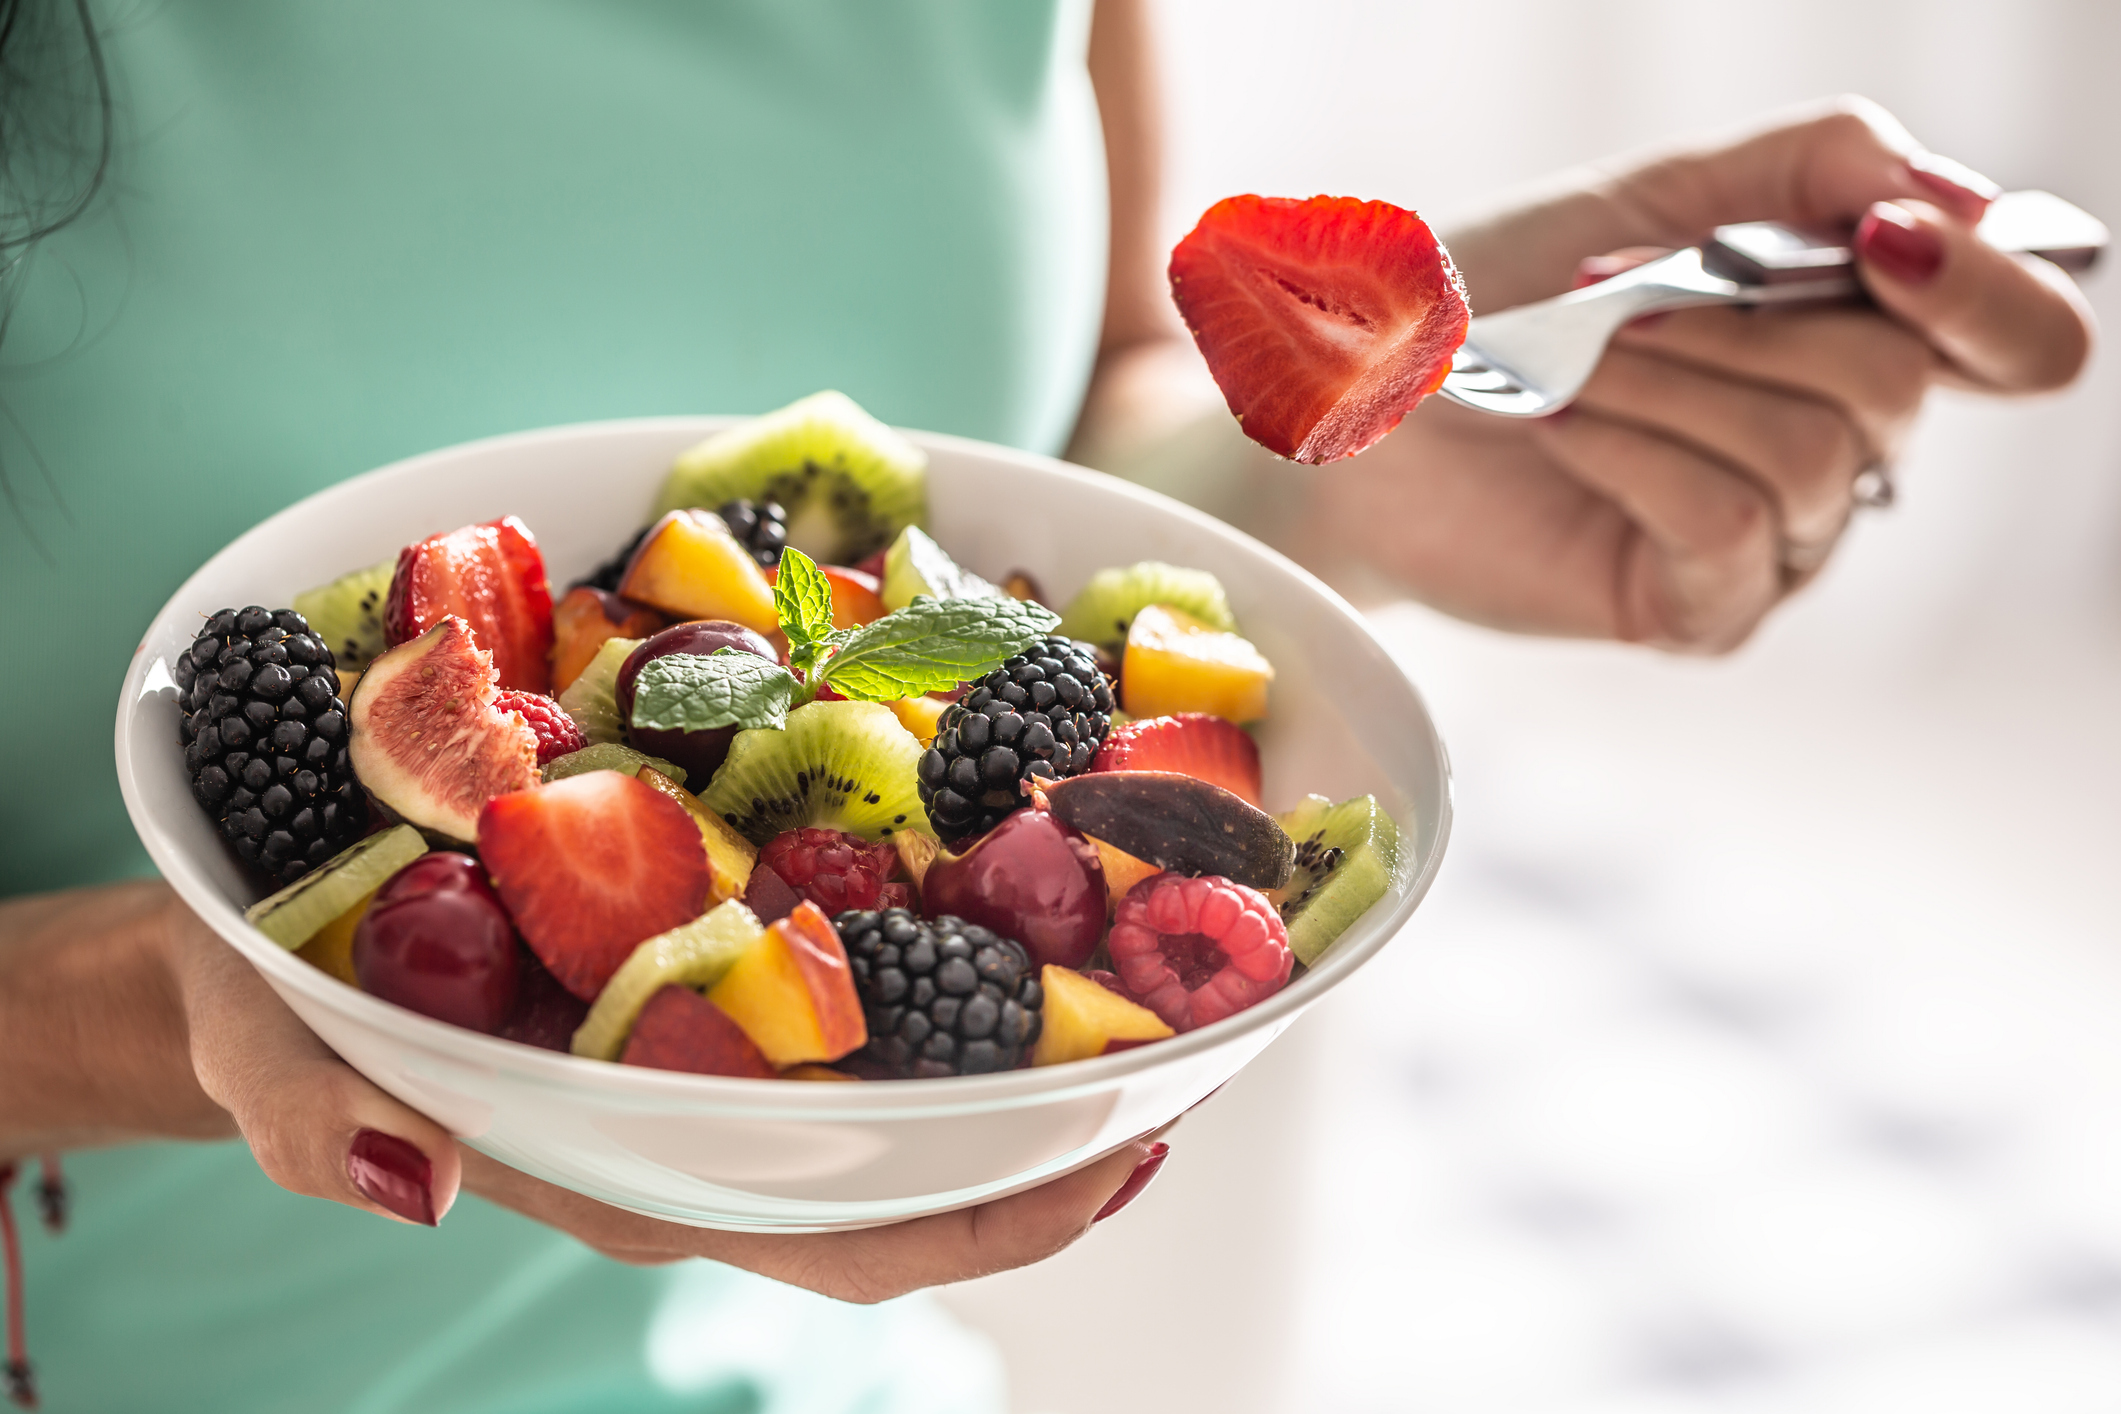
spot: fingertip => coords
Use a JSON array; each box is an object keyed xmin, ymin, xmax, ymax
[
  {"xmin": 1092, "ymin": 1140, "xmax": 1170, "ymax": 1224},
  {"xmin": 1906, "ymin": 152, "xmax": 2000, "ymax": 224},
  {"xmin": 347, "ymin": 1128, "xmax": 444, "ymax": 1226},
  {"xmin": 1855, "ymin": 200, "xmax": 1944, "ymax": 287}
]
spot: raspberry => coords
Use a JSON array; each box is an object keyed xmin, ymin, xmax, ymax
[
  {"xmin": 1107, "ymin": 873, "xmax": 1293, "ymax": 1032},
  {"xmin": 758, "ymin": 827, "xmax": 904, "ymax": 915},
  {"xmin": 495, "ymin": 690, "xmax": 587, "ymax": 767}
]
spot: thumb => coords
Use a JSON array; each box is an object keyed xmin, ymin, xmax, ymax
[
  {"xmin": 172, "ymin": 926, "xmax": 462, "ymax": 1226},
  {"xmin": 1609, "ymin": 95, "xmax": 1991, "ymax": 242},
  {"xmin": 1853, "ymin": 198, "xmax": 2095, "ymax": 392}
]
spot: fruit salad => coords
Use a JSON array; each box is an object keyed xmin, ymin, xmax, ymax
[{"xmin": 177, "ymin": 390, "xmax": 1406, "ymax": 1082}]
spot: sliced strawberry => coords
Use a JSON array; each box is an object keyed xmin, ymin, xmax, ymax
[
  {"xmin": 478, "ymin": 772, "xmax": 711, "ymax": 1000},
  {"xmin": 386, "ymin": 516, "xmax": 555, "ymax": 693},
  {"xmin": 621, "ymin": 984, "xmax": 776, "ymax": 1078},
  {"xmin": 1089, "ymin": 713, "xmax": 1263, "ymax": 805},
  {"xmin": 1168, "ymin": 195, "xmax": 1469, "ymax": 464}
]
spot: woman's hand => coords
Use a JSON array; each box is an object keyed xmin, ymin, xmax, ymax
[
  {"xmin": 1, "ymin": 881, "xmax": 1164, "ymax": 1303},
  {"xmin": 1290, "ymin": 98, "xmax": 2094, "ymax": 650}
]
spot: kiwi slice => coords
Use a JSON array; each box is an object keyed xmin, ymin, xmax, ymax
[
  {"xmin": 555, "ymin": 637, "xmax": 644, "ymax": 745},
  {"xmin": 293, "ymin": 557, "xmax": 395, "ymax": 671},
  {"xmin": 654, "ymin": 390, "xmax": 928, "ymax": 566},
  {"xmin": 701, "ymin": 700, "xmax": 931, "ymax": 844},
  {"xmin": 880, "ymin": 526, "xmax": 1005, "ymax": 611},
  {"xmin": 1268, "ymin": 794, "xmax": 1404, "ymax": 966},
  {"xmin": 571, "ymin": 899, "xmax": 765, "ymax": 1060},
  {"xmin": 243, "ymin": 824, "xmax": 427, "ymax": 949},
  {"xmin": 543, "ymin": 741, "xmax": 684, "ymax": 786},
  {"xmin": 1058, "ymin": 562, "xmax": 1237, "ymax": 650}
]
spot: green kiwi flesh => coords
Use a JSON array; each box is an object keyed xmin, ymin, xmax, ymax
[
  {"xmin": 555, "ymin": 637, "xmax": 644, "ymax": 745},
  {"xmin": 293, "ymin": 557, "xmax": 395, "ymax": 671},
  {"xmin": 570, "ymin": 899, "xmax": 763, "ymax": 1060},
  {"xmin": 1270, "ymin": 794, "xmax": 1403, "ymax": 966},
  {"xmin": 880, "ymin": 526, "xmax": 1005, "ymax": 611},
  {"xmin": 243, "ymin": 824, "xmax": 427, "ymax": 949},
  {"xmin": 655, "ymin": 390, "xmax": 928, "ymax": 565},
  {"xmin": 543, "ymin": 741, "xmax": 685, "ymax": 786},
  {"xmin": 702, "ymin": 700, "xmax": 931, "ymax": 844},
  {"xmin": 1058, "ymin": 562, "xmax": 1237, "ymax": 650}
]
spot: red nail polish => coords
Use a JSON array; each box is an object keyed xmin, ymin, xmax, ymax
[
  {"xmin": 1093, "ymin": 1142, "xmax": 1169, "ymax": 1223},
  {"xmin": 347, "ymin": 1130, "xmax": 437, "ymax": 1226},
  {"xmin": 1856, "ymin": 204, "xmax": 1944, "ymax": 286},
  {"xmin": 1907, "ymin": 152, "xmax": 2000, "ymax": 223}
]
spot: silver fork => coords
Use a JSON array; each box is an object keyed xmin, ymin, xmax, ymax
[{"xmin": 1437, "ymin": 189, "xmax": 2109, "ymax": 418}]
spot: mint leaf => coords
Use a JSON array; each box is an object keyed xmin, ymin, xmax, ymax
[
  {"xmin": 816, "ymin": 596, "xmax": 1059, "ymax": 702},
  {"xmin": 630, "ymin": 650, "xmax": 798, "ymax": 734},
  {"xmin": 775, "ymin": 548, "xmax": 837, "ymax": 682}
]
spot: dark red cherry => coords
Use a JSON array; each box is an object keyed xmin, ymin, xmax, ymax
[
  {"xmin": 616, "ymin": 620, "xmax": 780, "ymax": 781},
  {"xmin": 354, "ymin": 854, "xmax": 522, "ymax": 1033},
  {"xmin": 922, "ymin": 808, "xmax": 1106, "ymax": 968}
]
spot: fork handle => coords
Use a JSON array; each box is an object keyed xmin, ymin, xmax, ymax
[{"xmin": 1702, "ymin": 188, "xmax": 2107, "ymax": 303}]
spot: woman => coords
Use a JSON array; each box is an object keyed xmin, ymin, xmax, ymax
[{"xmin": 0, "ymin": 1, "xmax": 2090, "ymax": 1410}]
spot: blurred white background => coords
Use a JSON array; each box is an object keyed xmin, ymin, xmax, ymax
[{"xmin": 937, "ymin": 2, "xmax": 2121, "ymax": 1410}]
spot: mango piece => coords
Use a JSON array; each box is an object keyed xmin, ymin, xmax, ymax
[
  {"xmin": 636, "ymin": 767, "xmax": 757, "ymax": 905},
  {"xmin": 1121, "ymin": 604, "xmax": 1273, "ymax": 723},
  {"xmin": 886, "ymin": 694, "xmax": 953, "ymax": 746},
  {"xmin": 617, "ymin": 509, "xmax": 779, "ymax": 636},
  {"xmin": 1088, "ymin": 836, "xmax": 1161, "ymax": 918},
  {"xmin": 1032, "ymin": 965, "xmax": 1173, "ymax": 1066},
  {"xmin": 706, "ymin": 902, "xmax": 867, "ymax": 1066},
  {"xmin": 782, "ymin": 1063, "xmax": 861, "ymax": 1083},
  {"xmin": 295, "ymin": 886, "xmax": 380, "ymax": 986}
]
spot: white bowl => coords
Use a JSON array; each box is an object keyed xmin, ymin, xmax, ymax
[{"xmin": 116, "ymin": 418, "xmax": 1451, "ymax": 1231}]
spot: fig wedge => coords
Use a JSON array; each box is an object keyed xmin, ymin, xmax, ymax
[{"xmin": 1042, "ymin": 770, "xmax": 1293, "ymax": 890}]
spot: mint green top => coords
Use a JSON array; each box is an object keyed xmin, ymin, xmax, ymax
[{"xmin": 1, "ymin": 2, "xmax": 1106, "ymax": 1407}]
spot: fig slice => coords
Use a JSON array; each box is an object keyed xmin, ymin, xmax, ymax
[
  {"xmin": 1042, "ymin": 770, "xmax": 1294, "ymax": 890},
  {"xmin": 347, "ymin": 616, "xmax": 541, "ymax": 842}
]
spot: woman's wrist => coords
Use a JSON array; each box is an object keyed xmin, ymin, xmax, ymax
[{"xmin": 0, "ymin": 880, "xmax": 233, "ymax": 1156}]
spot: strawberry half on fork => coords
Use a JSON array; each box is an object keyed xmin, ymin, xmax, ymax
[{"xmin": 1168, "ymin": 194, "xmax": 1469, "ymax": 465}]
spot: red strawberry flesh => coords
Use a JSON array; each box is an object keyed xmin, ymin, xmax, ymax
[
  {"xmin": 1090, "ymin": 713, "xmax": 1263, "ymax": 806},
  {"xmin": 478, "ymin": 771, "xmax": 711, "ymax": 1000},
  {"xmin": 1168, "ymin": 194, "xmax": 1469, "ymax": 464},
  {"xmin": 386, "ymin": 516, "xmax": 555, "ymax": 693}
]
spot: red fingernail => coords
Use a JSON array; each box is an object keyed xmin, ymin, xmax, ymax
[
  {"xmin": 1856, "ymin": 204, "xmax": 1944, "ymax": 286},
  {"xmin": 1907, "ymin": 152, "xmax": 2000, "ymax": 224},
  {"xmin": 348, "ymin": 1130, "xmax": 437, "ymax": 1226},
  {"xmin": 1093, "ymin": 1142, "xmax": 1169, "ymax": 1223}
]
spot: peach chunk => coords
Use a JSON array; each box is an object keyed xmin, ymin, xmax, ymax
[
  {"xmin": 550, "ymin": 587, "xmax": 666, "ymax": 693},
  {"xmin": 621, "ymin": 984, "xmax": 777, "ymax": 1079},
  {"xmin": 1032, "ymin": 964, "xmax": 1174, "ymax": 1066},
  {"xmin": 706, "ymin": 901, "xmax": 867, "ymax": 1066},
  {"xmin": 617, "ymin": 509, "xmax": 779, "ymax": 636},
  {"xmin": 1121, "ymin": 603, "xmax": 1273, "ymax": 723}
]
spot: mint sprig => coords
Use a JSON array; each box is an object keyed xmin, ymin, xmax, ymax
[
  {"xmin": 816, "ymin": 596, "xmax": 1057, "ymax": 701},
  {"xmin": 775, "ymin": 548, "xmax": 837, "ymax": 682},
  {"xmin": 623, "ymin": 540, "xmax": 1061, "ymax": 739},
  {"xmin": 630, "ymin": 649, "xmax": 798, "ymax": 734}
]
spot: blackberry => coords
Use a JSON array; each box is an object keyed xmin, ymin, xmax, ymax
[
  {"xmin": 711, "ymin": 498, "xmax": 788, "ymax": 568},
  {"xmin": 838, "ymin": 909, "xmax": 1043, "ymax": 1078},
  {"xmin": 177, "ymin": 606, "xmax": 368, "ymax": 887},
  {"xmin": 574, "ymin": 498, "xmax": 790, "ymax": 591},
  {"xmin": 916, "ymin": 636, "xmax": 1113, "ymax": 843}
]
